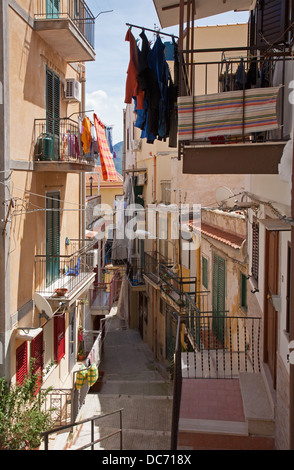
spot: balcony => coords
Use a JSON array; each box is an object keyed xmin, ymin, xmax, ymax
[
  {"xmin": 160, "ymin": 263, "xmax": 198, "ymax": 312},
  {"xmin": 35, "ymin": 242, "xmax": 96, "ymax": 307},
  {"xmin": 34, "ymin": 0, "xmax": 95, "ymax": 62},
  {"xmin": 144, "ymin": 251, "xmax": 172, "ymax": 286},
  {"xmin": 177, "ymin": 48, "xmax": 290, "ymax": 175},
  {"xmin": 34, "ymin": 118, "xmax": 95, "ymax": 172},
  {"xmin": 171, "ymin": 296, "xmax": 275, "ymax": 450},
  {"xmin": 127, "ymin": 257, "xmax": 145, "ymax": 290},
  {"xmin": 90, "ymin": 270, "xmax": 121, "ymax": 316}
]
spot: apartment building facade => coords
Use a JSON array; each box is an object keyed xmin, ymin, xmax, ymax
[
  {"xmin": 0, "ymin": 0, "xmax": 102, "ymax": 407},
  {"xmin": 152, "ymin": 0, "xmax": 294, "ymax": 451}
]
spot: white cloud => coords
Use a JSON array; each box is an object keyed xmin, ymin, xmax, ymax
[{"xmin": 86, "ymin": 89, "xmax": 125, "ymax": 144}]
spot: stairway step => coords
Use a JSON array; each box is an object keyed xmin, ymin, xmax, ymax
[{"xmin": 239, "ymin": 373, "xmax": 275, "ymax": 437}]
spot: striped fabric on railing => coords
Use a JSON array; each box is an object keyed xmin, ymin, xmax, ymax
[{"xmin": 178, "ymin": 86, "xmax": 281, "ymax": 141}]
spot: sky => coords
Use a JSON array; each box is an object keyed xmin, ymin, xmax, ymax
[{"xmin": 84, "ymin": 0, "xmax": 250, "ymax": 145}]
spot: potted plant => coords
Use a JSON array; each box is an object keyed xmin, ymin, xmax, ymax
[
  {"xmin": 77, "ymin": 349, "xmax": 86, "ymax": 361},
  {"xmin": 0, "ymin": 363, "xmax": 55, "ymax": 450}
]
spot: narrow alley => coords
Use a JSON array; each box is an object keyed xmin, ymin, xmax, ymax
[{"xmin": 68, "ymin": 311, "xmax": 173, "ymax": 450}]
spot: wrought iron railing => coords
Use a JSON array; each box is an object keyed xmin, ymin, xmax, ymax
[
  {"xmin": 42, "ymin": 409, "xmax": 123, "ymax": 450},
  {"xmin": 144, "ymin": 251, "xmax": 172, "ymax": 284},
  {"xmin": 90, "ymin": 270, "xmax": 121, "ymax": 312},
  {"xmin": 34, "ymin": 0, "xmax": 95, "ymax": 49},
  {"xmin": 34, "ymin": 118, "xmax": 92, "ymax": 163},
  {"xmin": 184, "ymin": 310, "xmax": 262, "ymax": 379},
  {"xmin": 35, "ymin": 242, "xmax": 95, "ymax": 299}
]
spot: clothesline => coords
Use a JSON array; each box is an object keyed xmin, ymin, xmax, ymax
[{"xmin": 126, "ymin": 23, "xmax": 179, "ymax": 39}]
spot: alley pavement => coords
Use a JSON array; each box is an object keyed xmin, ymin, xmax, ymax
[{"xmin": 67, "ymin": 312, "xmax": 173, "ymax": 451}]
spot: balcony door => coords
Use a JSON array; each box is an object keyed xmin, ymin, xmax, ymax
[
  {"xmin": 212, "ymin": 253, "xmax": 226, "ymax": 345},
  {"xmin": 46, "ymin": 192, "xmax": 60, "ymax": 287},
  {"xmin": 46, "ymin": 67, "xmax": 60, "ymax": 160},
  {"xmin": 46, "ymin": 0, "xmax": 60, "ymax": 18}
]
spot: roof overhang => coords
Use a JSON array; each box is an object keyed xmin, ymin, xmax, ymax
[{"xmin": 153, "ymin": 0, "xmax": 256, "ymax": 29}]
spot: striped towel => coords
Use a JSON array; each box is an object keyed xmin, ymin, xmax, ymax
[
  {"xmin": 94, "ymin": 113, "xmax": 118, "ymax": 182},
  {"xmin": 178, "ymin": 86, "xmax": 281, "ymax": 141}
]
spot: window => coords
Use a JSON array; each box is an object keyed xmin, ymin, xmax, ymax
[
  {"xmin": 202, "ymin": 256, "xmax": 208, "ymax": 289},
  {"xmin": 240, "ymin": 272, "xmax": 248, "ymax": 312},
  {"xmin": 54, "ymin": 312, "xmax": 65, "ymax": 363},
  {"xmin": 252, "ymin": 219, "xmax": 259, "ymax": 283},
  {"xmin": 16, "ymin": 342, "xmax": 28, "ymax": 386}
]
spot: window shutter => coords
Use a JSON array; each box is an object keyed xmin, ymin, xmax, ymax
[
  {"xmin": 31, "ymin": 331, "xmax": 44, "ymax": 394},
  {"xmin": 252, "ymin": 220, "xmax": 259, "ymax": 283},
  {"xmin": 46, "ymin": 67, "xmax": 60, "ymax": 159},
  {"xmin": 212, "ymin": 254, "xmax": 226, "ymax": 314},
  {"xmin": 54, "ymin": 312, "xmax": 65, "ymax": 363},
  {"xmin": 202, "ymin": 256, "xmax": 208, "ymax": 289},
  {"xmin": 256, "ymin": 0, "xmax": 288, "ymax": 47},
  {"xmin": 46, "ymin": 192, "xmax": 60, "ymax": 286},
  {"xmin": 16, "ymin": 342, "xmax": 28, "ymax": 386}
]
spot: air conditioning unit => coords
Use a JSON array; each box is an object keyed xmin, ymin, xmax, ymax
[
  {"xmin": 64, "ymin": 78, "xmax": 81, "ymax": 102},
  {"xmin": 137, "ymin": 172, "xmax": 146, "ymax": 186}
]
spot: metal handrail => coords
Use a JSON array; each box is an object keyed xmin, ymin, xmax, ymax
[{"xmin": 42, "ymin": 409, "xmax": 123, "ymax": 450}]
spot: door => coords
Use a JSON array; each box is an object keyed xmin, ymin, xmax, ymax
[
  {"xmin": 212, "ymin": 253, "xmax": 226, "ymax": 345},
  {"xmin": 46, "ymin": 0, "xmax": 60, "ymax": 18},
  {"xmin": 46, "ymin": 192, "xmax": 60, "ymax": 287},
  {"xmin": 265, "ymin": 229, "xmax": 279, "ymax": 388},
  {"xmin": 46, "ymin": 68, "xmax": 60, "ymax": 160}
]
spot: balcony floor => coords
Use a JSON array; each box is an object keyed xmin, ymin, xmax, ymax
[
  {"xmin": 178, "ymin": 375, "xmax": 275, "ymax": 450},
  {"xmin": 37, "ymin": 272, "xmax": 96, "ymax": 304}
]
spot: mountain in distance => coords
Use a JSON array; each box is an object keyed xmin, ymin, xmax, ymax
[{"xmin": 113, "ymin": 141, "xmax": 123, "ymax": 175}]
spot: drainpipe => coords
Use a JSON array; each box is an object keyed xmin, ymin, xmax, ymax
[{"xmin": 79, "ymin": 64, "xmax": 86, "ymax": 246}]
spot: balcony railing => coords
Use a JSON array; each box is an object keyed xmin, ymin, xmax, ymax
[
  {"xmin": 144, "ymin": 251, "xmax": 173, "ymax": 285},
  {"xmin": 183, "ymin": 294, "xmax": 262, "ymax": 379},
  {"xmin": 160, "ymin": 263, "xmax": 197, "ymax": 309},
  {"xmin": 178, "ymin": 47, "xmax": 292, "ymax": 149},
  {"xmin": 34, "ymin": 118, "xmax": 93, "ymax": 164},
  {"xmin": 34, "ymin": 0, "xmax": 95, "ymax": 49},
  {"xmin": 35, "ymin": 242, "xmax": 96, "ymax": 300},
  {"xmin": 90, "ymin": 270, "xmax": 121, "ymax": 312}
]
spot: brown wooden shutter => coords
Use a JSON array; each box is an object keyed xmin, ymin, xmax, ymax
[{"xmin": 256, "ymin": 0, "xmax": 288, "ymax": 47}]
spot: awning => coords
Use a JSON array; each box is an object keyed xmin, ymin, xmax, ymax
[
  {"xmin": 259, "ymin": 219, "xmax": 291, "ymax": 231},
  {"xmin": 178, "ymin": 87, "xmax": 281, "ymax": 141},
  {"xmin": 153, "ymin": 0, "xmax": 256, "ymax": 29},
  {"xmin": 94, "ymin": 114, "xmax": 118, "ymax": 182}
]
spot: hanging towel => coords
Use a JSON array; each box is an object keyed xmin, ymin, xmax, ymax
[
  {"xmin": 94, "ymin": 113, "xmax": 118, "ymax": 182},
  {"xmin": 81, "ymin": 116, "xmax": 92, "ymax": 154},
  {"xmin": 178, "ymin": 86, "xmax": 281, "ymax": 141},
  {"xmin": 87, "ymin": 363, "xmax": 99, "ymax": 387},
  {"xmin": 76, "ymin": 368, "xmax": 88, "ymax": 390}
]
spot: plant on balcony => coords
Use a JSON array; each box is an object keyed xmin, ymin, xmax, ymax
[{"xmin": 0, "ymin": 362, "xmax": 55, "ymax": 450}]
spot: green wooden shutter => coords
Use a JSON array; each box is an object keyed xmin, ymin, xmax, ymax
[
  {"xmin": 212, "ymin": 253, "xmax": 226, "ymax": 344},
  {"xmin": 202, "ymin": 256, "xmax": 208, "ymax": 289},
  {"xmin": 46, "ymin": 192, "xmax": 60, "ymax": 286},
  {"xmin": 46, "ymin": 67, "xmax": 60, "ymax": 160}
]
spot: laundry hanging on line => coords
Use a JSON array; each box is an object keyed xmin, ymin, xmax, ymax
[{"xmin": 124, "ymin": 27, "xmax": 179, "ymax": 148}]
